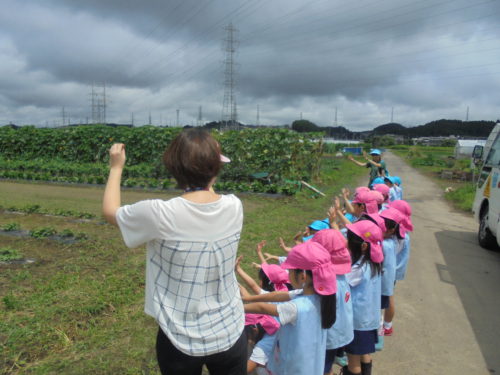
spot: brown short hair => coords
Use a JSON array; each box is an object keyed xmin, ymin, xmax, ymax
[{"xmin": 163, "ymin": 128, "xmax": 222, "ymax": 189}]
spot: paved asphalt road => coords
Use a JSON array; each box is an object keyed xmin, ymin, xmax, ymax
[{"xmin": 374, "ymin": 151, "xmax": 500, "ymax": 375}]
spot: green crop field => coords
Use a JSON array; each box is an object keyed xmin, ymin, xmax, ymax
[
  {"xmin": 0, "ymin": 149, "xmax": 365, "ymax": 374},
  {"xmin": 0, "ymin": 126, "xmax": 324, "ymax": 195}
]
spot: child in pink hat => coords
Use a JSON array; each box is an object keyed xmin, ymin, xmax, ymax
[
  {"xmin": 376, "ymin": 207, "xmax": 406, "ymax": 346},
  {"xmin": 373, "ymin": 183, "xmax": 390, "ymax": 210},
  {"xmin": 312, "ymin": 229, "xmax": 354, "ymax": 374},
  {"xmin": 243, "ymin": 312, "xmax": 281, "ymax": 374},
  {"xmin": 242, "ymin": 241, "xmax": 337, "ymax": 375},
  {"xmin": 343, "ymin": 220, "xmax": 383, "ymax": 375},
  {"xmin": 385, "ymin": 200, "xmax": 414, "ymax": 337}
]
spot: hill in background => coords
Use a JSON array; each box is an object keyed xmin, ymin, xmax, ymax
[{"xmin": 291, "ymin": 119, "xmax": 497, "ymax": 139}]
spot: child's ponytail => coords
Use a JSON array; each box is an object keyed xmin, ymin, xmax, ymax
[
  {"xmin": 303, "ymin": 270, "xmax": 337, "ymax": 329},
  {"xmin": 320, "ymin": 293, "xmax": 337, "ymax": 329}
]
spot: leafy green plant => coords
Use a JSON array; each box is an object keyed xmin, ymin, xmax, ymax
[
  {"xmin": 59, "ymin": 229, "xmax": 74, "ymax": 238},
  {"xmin": 23, "ymin": 204, "xmax": 41, "ymax": 214},
  {"xmin": 2, "ymin": 222, "xmax": 21, "ymax": 231},
  {"xmin": 0, "ymin": 247, "xmax": 23, "ymax": 262},
  {"xmin": 30, "ymin": 226, "xmax": 56, "ymax": 238}
]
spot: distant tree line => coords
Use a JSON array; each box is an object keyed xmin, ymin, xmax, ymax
[{"xmin": 291, "ymin": 119, "xmax": 497, "ymax": 138}]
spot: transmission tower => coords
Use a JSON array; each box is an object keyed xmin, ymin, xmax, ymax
[
  {"xmin": 90, "ymin": 82, "xmax": 107, "ymax": 124},
  {"xmin": 221, "ymin": 23, "xmax": 239, "ymax": 130}
]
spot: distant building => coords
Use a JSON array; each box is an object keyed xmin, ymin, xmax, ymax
[
  {"xmin": 411, "ymin": 136, "xmax": 457, "ymax": 146},
  {"xmin": 323, "ymin": 138, "xmax": 361, "ymax": 144}
]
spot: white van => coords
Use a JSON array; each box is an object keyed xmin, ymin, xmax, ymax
[{"xmin": 472, "ymin": 121, "xmax": 500, "ymax": 249}]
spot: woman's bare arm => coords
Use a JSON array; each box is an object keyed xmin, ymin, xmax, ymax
[{"xmin": 103, "ymin": 143, "xmax": 126, "ymax": 226}]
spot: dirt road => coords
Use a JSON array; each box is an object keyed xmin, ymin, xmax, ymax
[{"xmin": 374, "ymin": 151, "xmax": 500, "ymax": 375}]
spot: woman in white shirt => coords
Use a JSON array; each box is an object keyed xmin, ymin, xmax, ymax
[{"xmin": 103, "ymin": 129, "xmax": 246, "ymax": 375}]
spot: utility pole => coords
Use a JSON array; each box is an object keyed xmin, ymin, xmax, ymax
[
  {"xmin": 221, "ymin": 23, "xmax": 239, "ymax": 130},
  {"xmin": 197, "ymin": 106, "xmax": 203, "ymax": 126},
  {"xmin": 131, "ymin": 112, "xmax": 134, "ymax": 126},
  {"xmin": 391, "ymin": 107, "xmax": 394, "ymax": 123},
  {"xmin": 62, "ymin": 107, "xmax": 66, "ymax": 126},
  {"xmin": 176, "ymin": 109, "xmax": 180, "ymax": 127},
  {"xmin": 256, "ymin": 104, "xmax": 260, "ymax": 126},
  {"xmin": 334, "ymin": 106, "xmax": 338, "ymax": 127},
  {"xmin": 466, "ymin": 106, "xmax": 469, "ymax": 121},
  {"xmin": 160, "ymin": 113, "xmax": 163, "ymax": 126},
  {"xmin": 149, "ymin": 111, "xmax": 152, "ymax": 125}
]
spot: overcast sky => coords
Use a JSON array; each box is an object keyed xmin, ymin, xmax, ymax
[{"xmin": 1, "ymin": 0, "xmax": 499, "ymax": 130}]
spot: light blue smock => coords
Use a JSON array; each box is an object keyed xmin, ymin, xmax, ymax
[
  {"xmin": 267, "ymin": 294, "xmax": 326, "ymax": 375},
  {"xmin": 253, "ymin": 332, "xmax": 276, "ymax": 365},
  {"xmin": 395, "ymin": 234, "xmax": 411, "ymax": 281},
  {"xmin": 381, "ymin": 238, "xmax": 397, "ymax": 296},
  {"xmin": 326, "ymin": 275, "xmax": 353, "ymax": 350},
  {"xmin": 348, "ymin": 260, "xmax": 381, "ymax": 331}
]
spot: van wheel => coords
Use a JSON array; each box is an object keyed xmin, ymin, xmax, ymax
[{"xmin": 478, "ymin": 209, "xmax": 497, "ymax": 249}]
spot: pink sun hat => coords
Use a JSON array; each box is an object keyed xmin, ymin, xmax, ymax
[
  {"xmin": 373, "ymin": 184, "xmax": 390, "ymax": 202},
  {"xmin": 354, "ymin": 186, "xmax": 370, "ymax": 197},
  {"xmin": 353, "ymin": 191, "xmax": 380, "ymax": 214},
  {"xmin": 362, "ymin": 212, "xmax": 387, "ymax": 233},
  {"xmin": 245, "ymin": 313, "xmax": 280, "ymax": 335},
  {"xmin": 281, "ymin": 241, "xmax": 337, "ymax": 295},
  {"xmin": 380, "ymin": 207, "xmax": 406, "ymax": 238},
  {"xmin": 311, "ymin": 229, "xmax": 352, "ymax": 275},
  {"xmin": 389, "ymin": 200, "xmax": 413, "ymax": 232},
  {"xmin": 346, "ymin": 220, "xmax": 384, "ymax": 263},
  {"xmin": 261, "ymin": 263, "xmax": 290, "ymax": 292}
]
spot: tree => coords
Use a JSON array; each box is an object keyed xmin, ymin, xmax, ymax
[{"xmin": 291, "ymin": 120, "xmax": 319, "ymax": 132}]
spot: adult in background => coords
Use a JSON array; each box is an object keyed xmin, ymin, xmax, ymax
[
  {"xmin": 102, "ymin": 128, "xmax": 246, "ymax": 375},
  {"xmin": 348, "ymin": 149, "xmax": 388, "ymax": 187}
]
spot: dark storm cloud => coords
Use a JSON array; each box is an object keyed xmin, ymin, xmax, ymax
[{"xmin": 0, "ymin": 0, "xmax": 499, "ymax": 128}]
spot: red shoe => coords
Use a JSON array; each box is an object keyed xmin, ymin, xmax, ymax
[{"xmin": 384, "ymin": 326, "xmax": 393, "ymax": 336}]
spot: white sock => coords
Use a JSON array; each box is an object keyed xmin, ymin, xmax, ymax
[{"xmin": 383, "ymin": 321, "xmax": 393, "ymax": 329}]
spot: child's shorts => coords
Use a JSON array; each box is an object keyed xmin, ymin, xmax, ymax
[
  {"xmin": 381, "ymin": 295, "xmax": 390, "ymax": 309},
  {"xmin": 345, "ymin": 330, "xmax": 378, "ymax": 355}
]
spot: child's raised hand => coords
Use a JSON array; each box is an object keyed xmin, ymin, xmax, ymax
[
  {"xmin": 328, "ymin": 205, "xmax": 336, "ymax": 222},
  {"xmin": 334, "ymin": 196, "xmax": 342, "ymax": 210},
  {"xmin": 293, "ymin": 231, "xmax": 304, "ymax": 245},
  {"xmin": 347, "ymin": 154, "xmax": 354, "ymax": 161},
  {"xmin": 279, "ymin": 237, "xmax": 292, "ymax": 253},
  {"xmin": 342, "ymin": 188, "xmax": 350, "ymax": 198},
  {"xmin": 251, "ymin": 262, "xmax": 262, "ymax": 269},
  {"xmin": 264, "ymin": 252, "xmax": 280, "ymax": 262},
  {"xmin": 256, "ymin": 240, "xmax": 267, "ymax": 254}
]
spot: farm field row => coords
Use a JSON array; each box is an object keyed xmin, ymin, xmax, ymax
[
  {"xmin": 0, "ymin": 156, "xmax": 366, "ymax": 374},
  {"xmin": 0, "ymin": 126, "xmax": 324, "ymax": 194}
]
